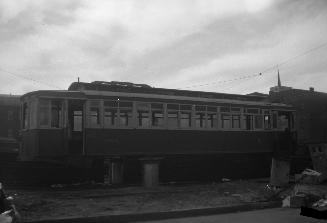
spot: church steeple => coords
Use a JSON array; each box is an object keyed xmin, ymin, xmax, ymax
[{"xmin": 270, "ymin": 69, "xmax": 292, "ymax": 93}]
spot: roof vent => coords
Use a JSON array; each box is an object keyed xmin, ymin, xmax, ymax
[{"xmin": 91, "ymin": 81, "xmax": 152, "ymax": 88}]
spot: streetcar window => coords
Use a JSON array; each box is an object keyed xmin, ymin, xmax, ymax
[
  {"xmin": 232, "ymin": 115, "xmax": 240, "ymax": 129},
  {"xmin": 207, "ymin": 106, "xmax": 217, "ymax": 112},
  {"xmin": 90, "ymin": 107, "xmax": 100, "ymax": 125},
  {"xmin": 231, "ymin": 107, "xmax": 241, "ymax": 112},
  {"xmin": 151, "ymin": 103, "xmax": 164, "ymax": 127},
  {"xmin": 221, "ymin": 114, "xmax": 230, "ymax": 129},
  {"xmin": 245, "ymin": 115, "xmax": 253, "ymax": 130},
  {"xmin": 246, "ymin": 108, "xmax": 259, "ymax": 114},
  {"xmin": 220, "ymin": 106, "xmax": 230, "ymax": 113},
  {"xmin": 104, "ymin": 100, "xmax": 118, "ymax": 107},
  {"xmin": 167, "ymin": 104, "xmax": 179, "ymax": 110},
  {"xmin": 137, "ymin": 103, "xmax": 150, "ymax": 127},
  {"xmin": 272, "ymin": 113, "xmax": 278, "ymax": 129},
  {"xmin": 39, "ymin": 99, "xmax": 49, "ymax": 127},
  {"xmin": 195, "ymin": 112, "xmax": 205, "ymax": 128},
  {"xmin": 51, "ymin": 100, "xmax": 62, "ymax": 128},
  {"xmin": 152, "ymin": 111, "xmax": 164, "ymax": 127},
  {"xmin": 195, "ymin": 105, "xmax": 206, "ymax": 128},
  {"xmin": 207, "ymin": 106, "xmax": 217, "ymax": 129},
  {"xmin": 104, "ymin": 100, "xmax": 118, "ymax": 127},
  {"xmin": 180, "ymin": 112, "xmax": 191, "ymax": 128},
  {"xmin": 207, "ymin": 113, "xmax": 217, "ymax": 128},
  {"xmin": 264, "ymin": 115, "xmax": 271, "ymax": 129},
  {"xmin": 119, "ymin": 109, "xmax": 131, "ymax": 126},
  {"xmin": 278, "ymin": 112, "xmax": 290, "ymax": 131},
  {"xmin": 104, "ymin": 108, "xmax": 117, "ymax": 126},
  {"xmin": 180, "ymin": 104, "xmax": 192, "ymax": 128},
  {"xmin": 254, "ymin": 115, "xmax": 263, "ymax": 129},
  {"xmin": 167, "ymin": 104, "xmax": 179, "ymax": 128},
  {"xmin": 73, "ymin": 111, "xmax": 82, "ymax": 131},
  {"xmin": 119, "ymin": 101, "xmax": 133, "ymax": 127},
  {"xmin": 22, "ymin": 102, "xmax": 28, "ymax": 129}
]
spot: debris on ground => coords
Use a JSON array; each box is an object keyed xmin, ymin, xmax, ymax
[
  {"xmin": 298, "ymin": 168, "xmax": 323, "ymax": 184},
  {"xmin": 0, "ymin": 182, "xmax": 21, "ymax": 223},
  {"xmin": 300, "ymin": 198, "xmax": 327, "ymax": 219},
  {"xmin": 281, "ymin": 180, "xmax": 327, "ymax": 209},
  {"xmin": 5, "ymin": 179, "xmax": 273, "ymax": 221},
  {"xmin": 312, "ymin": 199, "xmax": 327, "ymax": 210}
]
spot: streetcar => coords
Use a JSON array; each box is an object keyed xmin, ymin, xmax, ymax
[{"xmin": 19, "ymin": 81, "xmax": 295, "ymax": 183}]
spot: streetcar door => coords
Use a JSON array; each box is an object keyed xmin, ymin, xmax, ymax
[
  {"xmin": 278, "ymin": 111, "xmax": 292, "ymax": 131},
  {"xmin": 68, "ymin": 100, "xmax": 84, "ymax": 154}
]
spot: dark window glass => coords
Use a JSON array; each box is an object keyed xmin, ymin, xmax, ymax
[
  {"xmin": 167, "ymin": 104, "xmax": 179, "ymax": 110},
  {"xmin": 221, "ymin": 114, "xmax": 230, "ymax": 129},
  {"xmin": 195, "ymin": 112, "xmax": 205, "ymax": 128},
  {"xmin": 231, "ymin": 107, "xmax": 241, "ymax": 112},
  {"xmin": 104, "ymin": 109, "xmax": 117, "ymax": 126},
  {"xmin": 104, "ymin": 100, "xmax": 118, "ymax": 107},
  {"xmin": 247, "ymin": 108, "xmax": 259, "ymax": 114},
  {"xmin": 264, "ymin": 115, "xmax": 271, "ymax": 129},
  {"xmin": 207, "ymin": 113, "xmax": 217, "ymax": 128},
  {"xmin": 104, "ymin": 100, "xmax": 118, "ymax": 127},
  {"xmin": 119, "ymin": 101, "xmax": 133, "ymax": 127},
  {"xmin": 180, "ymin": 112, "xmax": 191, "ymax": 128},
  {"xmin": 220, "ymin": 107, "xmax": 230, "ymax": 113},
  {"xmin": 51, "ymin": 101, "xmax": 62, "ymax": 128},
  {"xmin": 138, "ymin": 111, "xmax": 149, "ymax": 127},
  {"xmin": 151, "ymin": 103, "xmax": 163, "ymax": 109},
  {"xmin": 137, "ymin": 103, "xmax": 149, "ymax": 127},
  {"xmin": 119, "ymin": 109, "xmax": 132, "ymax": 126},
  {"xmin": 245, "ymin": 115, "xmax": 253, "ymax": 130},
  {"xmin": 39, "ymin": 100, "xmax": 49, "ymax": 127},
  {"xmin": 151, "ymin": 103, "xmax": 164, "ymax": 127},
  {"xmin": 90, "ymin": 107, "xmax": 100, "ymax": 125},
  {"xmin": 119, "ymin": 101, "xmax": 133, "ymax": 108},
  {"xmin": 195, "ymin": 105, "xmax": 206, "ymax": 111},
  {"xmin": 23, "ymin": 103, "xmax": 28, "ymax": 129},
  {"xmin": 207, "ymin": 106, "xmax": 217, "ymax": 112},
  {"xmin": 255, "ymin": 115, "xmax": 263, "ymax": 129},
  {"xmin": 152, "ymin": 111, "xmax": 164, "ymax": 127},
  {"xmin": 232, "ymin": 115, "xmax": 240, "ymax": 129},
  {"xmin": 272, "ymin": 113, "xmax": 278, "ymax": 129},
  {"xmin": 180, "ymin": 105, "xmax": 192, "ymax": 110},
  {"xmin": 167, "ymin": 111, "xmax": 178, "ymax": 128},
  {"xmin": 278, "ymin": 113, "xmax": 289, "ymax": 131}
]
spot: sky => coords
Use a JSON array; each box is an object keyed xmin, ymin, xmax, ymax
[{"xmin": 0, "ymin": 0, "xmax": 327, "ymax": 95}]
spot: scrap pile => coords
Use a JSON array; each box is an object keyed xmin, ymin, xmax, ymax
[
  {"xmin": 0, "ymin": 182, "xmax": 20, "ymax": 223},
  {"xmin": 280, "ymin": 144, "xmax": 327, "ymax": 219}
]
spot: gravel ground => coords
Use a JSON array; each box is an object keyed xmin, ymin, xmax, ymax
[{"xmin": 4, "ymin": 179, "xmax": 276, "ymax": 221}]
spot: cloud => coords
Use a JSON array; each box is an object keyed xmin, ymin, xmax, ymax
[{"xmin": 0, "ymin": 0, "xmax": 326, "ymax": 96}]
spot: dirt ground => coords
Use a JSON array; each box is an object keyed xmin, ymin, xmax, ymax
[{"xmin": 5, "ymin": 179, "xmax": 278, "ymax": 221}]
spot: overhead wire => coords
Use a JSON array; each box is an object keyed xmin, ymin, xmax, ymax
[
  {"xmin": 179, "ymin": 41, "xmax": 327, "ymax": 90},
  {"xmin": 1, "ymin": 41, "xmax": 327, "ymax": 91},
  {"xmin": 0, "ymin": 67, "xmax": 63, "ymax": 90}
]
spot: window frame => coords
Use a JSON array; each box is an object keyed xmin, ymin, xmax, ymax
[
  {"xmin": 118, "ymin": 101, "xmax": 133, "ymax": 128},
  {"xmin": 88, "ymin": 100, "xmax": 102, "ymax": 128},
  {"xmin": 35, "ymin": 98, "xmax": 65, "ymax": 129},
  {"xmin": 136, "ymin": 102, "xmax": 151, "ymax": 128},
  {"xmin": 166, "ymin": 103, "xmax": 179, "ymax": 129}
]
